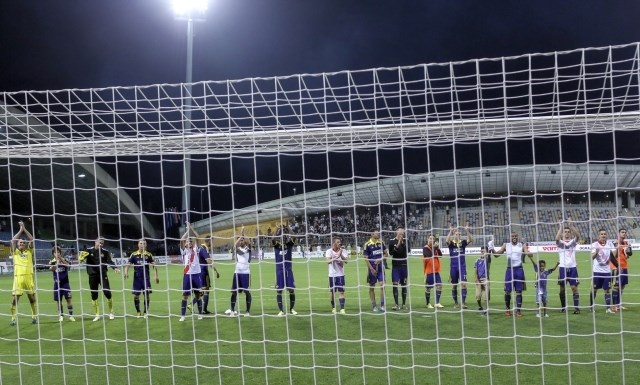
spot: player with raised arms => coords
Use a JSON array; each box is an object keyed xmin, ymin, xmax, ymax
[
  {"xmin": 274, "ymin": 224, "xmax": 297, "ymax": 316},
  {"xmin": 423, "ymin": 234, "xmax": 444, "ymax": 309},
  {"xmin": 363, "ymin": 230, "xmax": 387, "ymax": 312},
  {"xmin": 50, "ymin": 245, "xmax": 75, "ymax": 322},
  {"xmin": 493, "ymin": 232, "xmax": 530, "ymax": 318},
  {"xmin": 555, "ymin": 223, "xmax": 581, "ymax": 314},
  {"xmin": 227, "ymin": 226, "xmax": 253, "ymax": 317},
  {"xmin": 9, "ymin": 221, "xmax": 37, "ymax": 326},
  {"xmin": 124, "ymin": 239, "xmax": 159, "ymax": 318},
  {"xmin": 529, "ymin": 255, "xmax": 559, "ymax": 318},
  {"xmin": 198, "ymin": 235, "xmax": 219, "ymax": 314},
  {"xmin": 327, "ymin": 236, "xmax": 348, "ymax": 314},
  {"xmin": 179, "ymin": 223, "xmax": 204, "ymax": 322},
  {"xmin": 79, "ymin": 237, "xmax": 120, "ymax": 322},
  {"xmin": 446, "ymin": 224, "xmax": 473, "ymax": 309},
  {"xmin": 611, "ymin": 227, "xmax": 632, "ymax": 311},
  {"xmin": 388, "ymin": 226, "xmax": 410, "ymax": 310}
]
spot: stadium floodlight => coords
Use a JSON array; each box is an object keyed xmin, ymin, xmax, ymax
[
  {"xmin": 172, "ymin": 0, "xmax": 208, "ymax": 224},
  {"xmin": 172, "ymin": 0, "xmax": 208, "ymax": 19}
]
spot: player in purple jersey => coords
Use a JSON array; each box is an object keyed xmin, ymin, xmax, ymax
[
  {"xmin": 197, "ymin": 235, "xmax": 219, "ymax": 314},
  {"xmin": 363, "ymin": 230, "xmax": 387, "ymax": 312},
  {"xmin": 273, "ymin": 225, "xmax": 297, "ymax": 316},
  {"xmin": 49, "ymin": 246, "xmax": 75, "ymax": 322},
  {"xmin": 446, "ymin": 224, "xmax": 473, "ymax": 309},
  {"xmin": 474, "ymin": 246, "xmax": 489, "ymax": 315},
  {"xmin": 529, "ymin": 255, "xmax": 559, "ymax": 318},
  {"xmin": 124, "ymin": 239, "xmax": 159, "ymax": 318}
]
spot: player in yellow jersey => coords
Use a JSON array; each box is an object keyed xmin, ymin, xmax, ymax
[{"xmin": 10, "ymin": 221, "xmax": 38, "ymax": 326}]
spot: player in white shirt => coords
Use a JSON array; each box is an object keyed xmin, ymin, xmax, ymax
[
  {"xmin": 589, "ymin": 229, "xmax": 618, "ymax": 313},
  {"xmin": 555, "ymin": 223, "xmax": 581, "ymax": 314},
  {"xmin": 179, "ymin": 223, "xmax": 203, "ymax": 322},
  {"xmin": 493, "ymin": 232, "xmax": 531, "ymax": 318},
  {"xmin": 326, "ymin": 237, "xmax": 348, "ymax": 314},
  {"xmin": 227, "ymin": 228, "xmax": 253, "ymax": 317}
]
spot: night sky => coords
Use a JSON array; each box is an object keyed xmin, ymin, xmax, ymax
[{"xmin": 2, "ymin": 1, "xmax": 640, "ymax": 217}]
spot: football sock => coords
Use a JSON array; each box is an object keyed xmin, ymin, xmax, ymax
[
  {"xmin": 245, "ymin": 292, "xmax": 252, "ymax": 313},
  {"xmin": 276, "ymin": 292, "xmax": 283, "ymax": 311},
  {"xmin": 107, "ymin": 298, "xmax": 113, "ymax": 313},
  {"xmin": 559, "ymin": 291, "xmax": 566, "ymax": 309},
  {"xmin": 573, "ymin": 293, "xmax": 580, "ymax": 308},
  {"xmin": 505, "ymin": 293, "xmax": 511, "ymax": 309},
  {"xmin": 134, "ymin": 298, "xmax": 141, "ymax": 312},
  {"xmin": 435, "ymin": 290, "xmax": 442, "ymax": 304},
  {"xmin": 425, "ymin": 292, "xmax": 431, "ymax": 305},
  {"xmin": 605, "ymin": 292, "xmax": 611, "ymax": 307},
  {"xmin": 515, "ymin": 293, "xmax": 523, "ymax": 312},
  {"xmin": 393, "ymin": 287, "xmax": 399, "ymax": 305},
  {"xmin": 92, "ymin": 300, "xmax": 99, "ymax": 315},
  {"xmin": 181, "ymin": 299, "xmax": 187, "ymax": 316},
  {"xmin": 401, "ymin": 287, "xmax": 407, "ymax": 305},
  {"xmin": 338, "ymin": 298, "xmax": 345, "ymax": 309},
  {"xmin": 10, "ymin": 303, "xmax": 16, "ymax": 319},
  {"xmin": 461, "ymin": 288, "xmax": 467, "ymax": 305},
  {"xmin": 289, "ymin": 293, "xmax": 296, "ymax": 310},
  {"xmin": 67, "ymin": 304, "xmax": 74, "ymax": 316},
  {"xmin": 612, "ymin": 290, "xmax": 619, "ymax": 307},
  {"xmin": 202, "ymin": 294, "xmax": 209, "ymax": 311},
  {"xmin": 452, "ymin": 287, "xmax": 458, "ymax": 304},
  {"xmin": 230, "ymin": 292, "xmax": 237, "ymax": 312}
]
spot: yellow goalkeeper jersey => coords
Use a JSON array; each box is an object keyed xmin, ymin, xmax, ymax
[{"xmin": 13, "ymin": 247, "xmax": 35, "ymax": 277}]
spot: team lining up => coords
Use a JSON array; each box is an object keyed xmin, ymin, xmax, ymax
[{"xmin": 8, "ymin": 220, "xmax": 632, "ymax": 324}]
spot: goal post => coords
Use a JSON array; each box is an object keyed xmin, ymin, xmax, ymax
[{"xmin": 1, "ymin": 43, "xmax": 640, "ymax": 385}]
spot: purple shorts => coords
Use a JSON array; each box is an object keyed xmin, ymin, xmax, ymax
[
  {"xmin": 329, "ymin": 276, "xmax": 345, "ymax": 293},
  {"xmin": 182, "ymin": 273, "xmax": 202, "ymax": 296},
  {"xmin": 504, "ymin": 266, "xmax": 526, "ymax": 292}
]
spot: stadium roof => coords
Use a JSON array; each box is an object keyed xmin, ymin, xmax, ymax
[{"xmin": 194, "ymin": 163, "xmax": 639, "ymax": 233}]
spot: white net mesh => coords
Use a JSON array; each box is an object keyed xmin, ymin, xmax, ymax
[{"xmin": 1, "ymin": 43, "xmax": 639, "ymax": 385}]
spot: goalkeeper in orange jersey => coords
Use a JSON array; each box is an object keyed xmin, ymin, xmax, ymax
[{"xmin": 612, "ymin": 228, "xmax": 632, "ymax": 312}]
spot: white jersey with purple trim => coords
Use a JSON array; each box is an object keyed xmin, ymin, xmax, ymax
[
  {"xmin": 235, "ymin": 246, "xmax": 251, "ymax": 274},
  {"xmin": 326, "ymin": 248, "xmax": 346, "ymax": 278},
  {"xmin": 557, "ymin": 238, "xmax": 578, "ymax": 268},
  {"xmin": 505, "ymin": 243, "xmax": 524, "ymax": 268},
  {"xmin": 591, "ymin": 240, "xmax": 615, "ymax": 274}
]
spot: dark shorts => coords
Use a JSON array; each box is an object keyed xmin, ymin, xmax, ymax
[
  {"xmin": 132, "ymin": 276, "xmax": 152, "ymax": 296},
  {"xmin": 558, "ymin": 267, "xmax": 579, "ymax": 287},
  {"xmin": 392, "ymin": 265, "xmax": 408, "ymax": 284},
  {"xmin": 425, "ymin": 272, "xmax": 442, "ymax": 288},
  {"xmin": 504, "ymin": 266, "xmax": 526, "ymax": 292},
  {"xmin": 201, "ymin": 268, "xmax": 211, "ymax": 288},
  {"xmin": 450, "ymin": 265, "xmax": 467, "ymax": 284},
  {"xmin": 231, "ymin": 273, "xmax": 250, "ymax": 293},
  {"xmin": 592, "ymin": 271, "xmax": 611, "ymax": 290},
  {"xmin": 329, "ymin": 276, "xmax": 345, "ymax": 293},
  {"xmin": 182, "ymin": 274, "xmax": 202, "ymax": 296},
  {"xmin": 53, "ymin": 281, "xmax": 72, "ymax": 301},
  {"xmin": 276, "ymin": 267, "xmax": 295, "ymax": 290},
  {"xmin": 367, "ymin": 266, "xmax": 385, "ymax": 286},
  {"xmin": 618, "ymin": 268, "xmax": 629, "ymax": 287}
]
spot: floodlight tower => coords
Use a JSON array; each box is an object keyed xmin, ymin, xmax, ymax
[{"xmin": 172, "ymin": 0, "xmax": 208, "ymax": 223}]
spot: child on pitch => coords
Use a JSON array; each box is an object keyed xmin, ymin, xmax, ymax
[
  {"xmin": 474, "ymin": 246, "xmax": 489, "ymax": 316},
  {"xmin": 529, "ymin": 254, "xmax": 559, "ymax": 318}
]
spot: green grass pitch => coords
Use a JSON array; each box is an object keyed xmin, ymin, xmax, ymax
[{"xmin": 0, "ymin": 252, "xmax": 638, "ymax": 385}]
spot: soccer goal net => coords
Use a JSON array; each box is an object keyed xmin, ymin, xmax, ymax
[{"xmin": 1, "ymin": 43, "xmax": 639, "ymax": 385}]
